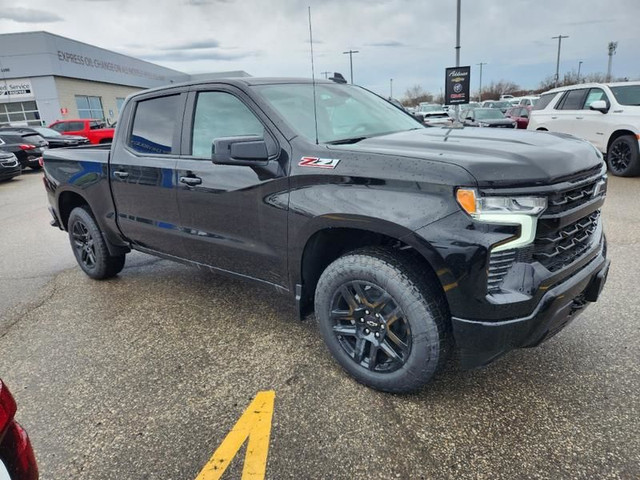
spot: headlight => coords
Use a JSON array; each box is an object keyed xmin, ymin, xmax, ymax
[{"xmin": 456, "ymin": 188, "xmax": 547, "ymax": 252}]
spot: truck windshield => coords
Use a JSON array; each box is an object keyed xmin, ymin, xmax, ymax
[
  {"xmin": 609, "ymin": 85, "xmax": 640, "ymax": 106},
  {"xmin": 254, "ymin": 83, "xmax": 423, "ymax": 144}
]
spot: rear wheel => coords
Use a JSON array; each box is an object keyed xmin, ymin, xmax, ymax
[
  {"xmin": 607, "ymin": 135, "xmax": 640, "ymax": 177},
  {"xmin": 314, "ymin": 247, "xmax": 450, "ymax": 393},
  {"xmin": 68, "ymin": 206, "xmax": 126, "ymax": 279}
]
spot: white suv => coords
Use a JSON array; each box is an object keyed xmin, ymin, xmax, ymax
[{"xmin": 528, "ymin": 82, "xmax": 640, "ymax": 176}]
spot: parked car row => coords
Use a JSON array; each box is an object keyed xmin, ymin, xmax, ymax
[{"xmin": 0, "ymin": 118, "xmax": 111, "ymax": 182}]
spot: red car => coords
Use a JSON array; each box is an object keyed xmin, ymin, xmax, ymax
[
  {"xmin": 48, "ymin": 119, "xmax": 114, "ymax": 145},
  {"xmin": 0, "ymin": 380, "xmax": 38, "ymax": 480},
  {"xmin": 505, "ymin": 106, "xmax": 532, "ymax": 129}
]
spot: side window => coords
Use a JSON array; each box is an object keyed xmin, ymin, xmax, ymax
[
  {"xmin": 67, "ymin": 122, "xmax": 85, "ymax": 131},
  {"xmin": 583, "ymin": 88, "xmax": 610, "ymax": 109},
  {"xmin": 191, "ymin": 92, "xmax": 264, "ymax": 158},
  {"xmin": 558, "ymin": 89, "xmax": 586, "ymax": 110},
  {"xmin": 51, "ymin": 123, "xmax": 67, "ymax": 132},
  {"xmin": 129, "ymin": 95, "xmax": 181, "ymax": 155},
  {"xmin": 533, "ymin": 93, "xmax": 555, "ymax": 111}
]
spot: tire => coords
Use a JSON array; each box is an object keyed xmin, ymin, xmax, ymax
[
  {"xmin": 607, "ymin": 135, "xmax": 640, "ymax": 177},
  {"xmin": 314, "ymin": 247, "xmax": 451, "ymax": 393},
  {"xmin": 67, "ymin": 206, "xmax": 126, "ymax": 279}
]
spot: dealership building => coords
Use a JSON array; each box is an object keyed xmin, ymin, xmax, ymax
[{"xmin": 0, "ymin": 31, "xmax": 248, "ymax": 127}]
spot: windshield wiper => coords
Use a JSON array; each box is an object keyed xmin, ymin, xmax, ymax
[{"xmin": 326, "ymin": 136, "xmax": 369, "ymax": 145}]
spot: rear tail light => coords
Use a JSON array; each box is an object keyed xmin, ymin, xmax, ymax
[
  {"xmin": 19, "ymin": 144, "xmax": 36, "ymax": 150},
  {"xmin": 38, "ymin": 157, "xmax": 44, "ymax": 168},
  {"xmin": 0, "ymin": 381, "xmax": 39, "ymax": 480},
  {"xmin": 0, "ymin": 380, "xmax": 17, "ymax": 435}
]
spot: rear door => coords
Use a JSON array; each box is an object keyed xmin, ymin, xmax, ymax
[
  {"xmin": 109, "ymin": 89, "xmax": 188, "ymax": 254},
  {"xmin": 175, "ymin": 85, "xmax": 290, "ymax": 287}
]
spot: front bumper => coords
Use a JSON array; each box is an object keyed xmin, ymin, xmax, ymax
[{"xmin": 452, "ymin": 248, "xmax": 610, "ymax": 369}]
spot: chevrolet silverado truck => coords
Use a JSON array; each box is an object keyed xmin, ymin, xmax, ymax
[{"xmin": 42, "ymin": 78, "xmax": 610, "ymax": 393}]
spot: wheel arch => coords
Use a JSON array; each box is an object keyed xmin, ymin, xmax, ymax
[
  {"xmin": 607, "ymin": 129, "xmax": 637, "ymax": 151},
  {"xmin": 57, "ymin": 188, "xmax": 129, "ymax": 256},
  {"xmin": 294, "ymin": 219, "xmax": 449, "ymax": 319}
]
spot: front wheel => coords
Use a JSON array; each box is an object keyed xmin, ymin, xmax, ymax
[
  {"xmin": 314, "ymin": 247, "xmax": 451, "ymax": 393},
  {"xmin": 607, "ymin": 135, "xmax": 640, "ymax": 177},
  {"xmin": 68, "ymin": 206, "xmax": 126, "ymax": 279}
]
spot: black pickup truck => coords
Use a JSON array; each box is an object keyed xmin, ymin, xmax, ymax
[{"xmin": 43, "ymin": 78, "xmax": 610, "ymax": 393}]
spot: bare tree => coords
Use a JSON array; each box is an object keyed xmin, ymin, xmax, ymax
[
  {"xmin": 480, "ymin": 80, "xmax": 520, "ymax": 100},
  {"xmin": 402, "ymin": 84, "xmax": 434, "ymax": 106}
]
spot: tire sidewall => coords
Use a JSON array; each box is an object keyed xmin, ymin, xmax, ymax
[{"xmin": 315, "ymin": 253, "xmax": 445, "ymax": 393}]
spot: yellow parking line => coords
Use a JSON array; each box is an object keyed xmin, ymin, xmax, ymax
[{"xmin": 195, "ymin": 390, "xmax": 275, "ymax": 480}]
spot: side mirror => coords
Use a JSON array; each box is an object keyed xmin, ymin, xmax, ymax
[
  {"xmin": 589, "ymin": 100, "xmax": 608, "ymax": 113},
  {"xmin": 212, "ymin": 135, "xmax": 276, "ymax": 166},
  {"xmin": 522, "ymin": 112, "xmax": 529, "ymax": 119},
  {"xmin": 466, "ymin": 116, "xmax": 474, "ymax": 121}
]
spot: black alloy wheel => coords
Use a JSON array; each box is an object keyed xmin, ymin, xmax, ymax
[
  {"xmin": 330, "ymin": 281, "xmax": 411, "ymax": 373},
  {"xmin": 607, "ymin": 135, "xmax": 640, "ymax": 177},
  {"xmin": 71, "ymin": 220, "xmax": 97, "ymax": 270},
  {"xmin": 315, "ymin": 247, "xmax": 450, "ymax": 393},
  {"xmin": 67, "ymin": 206, "xmax": 126, "ymax": 279}
]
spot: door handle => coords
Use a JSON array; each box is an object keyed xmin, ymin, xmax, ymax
[
  {"xmin": 180, "ymin": 176, "xmax": 202, "ymax": 186},
  {"xmin": 114, "ymin": 170, "xmax": 129, "ymax": 179},
  {"xmin": 551, "ymin": 116, "xmax": 558, "ymax": 119},
  {"xmin": 576, "ymin": 116, "xmax": 584, "ymax": 119}
]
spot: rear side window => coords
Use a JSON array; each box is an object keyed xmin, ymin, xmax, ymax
[
  {"xmin": 50, "ymin": 123, "xmax": 66, "ymax": 132},
  {"xmin": 65, "ymin": 122, "xmax": 85, "ymax": 131},
  {"xmin": 556, "ymin": 89, "xmax": 587, "ymax": 110},
  {"xmin": 129, "ymin": 95, "xmax": 181, "ymax": 155},
  {"xmin": 532, "ymin": 93, "xmax": 556, "ymax": 111},
  {"xmin": 191, "ymin": 92, "xmax": 264, "ymax": 158}
]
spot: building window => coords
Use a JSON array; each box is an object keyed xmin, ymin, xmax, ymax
[
  {"xmin": 0, "ymin": 101, "xmax": 41, "ymax": 126},
  {"xmin": 75, "ymin": 95, "xmax": 104, "ymax": 120},
  {"xmin": 116, "ymin": 97, "xmax": 126, "ymax": 113}
]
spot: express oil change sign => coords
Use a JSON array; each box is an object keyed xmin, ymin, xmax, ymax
[{"xmin": 445, "ymin": 66, "xmax": 471, "ymax": 105}]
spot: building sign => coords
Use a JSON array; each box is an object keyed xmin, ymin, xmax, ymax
[
  {"xmin": 57, "ymin": 50, "xmax": 166, "ymax": 82},
  {"xmin": 444, "ymin": 66, "xmax": 471, "ymax": 105},
  {"xmin": 0, "ymin": 78, "xmax": 34, "ymax": 100},
  {"xmin": 61, "ymin": 107, "xmax": 68, "ymax": 116}
]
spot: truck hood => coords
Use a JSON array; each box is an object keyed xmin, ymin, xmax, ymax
[{"xmin": 334, "ymin": 127, "xmax": 604, "ymax": 187}]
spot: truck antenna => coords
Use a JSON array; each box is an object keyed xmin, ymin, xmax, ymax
[{"xmin": 308, "ymin": 6, "xmax": 319, "ymax": 145}]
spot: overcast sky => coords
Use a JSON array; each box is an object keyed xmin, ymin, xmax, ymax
[{"xmin": 0, "ymin": 0, "xmax": 638, "ymax": 98}]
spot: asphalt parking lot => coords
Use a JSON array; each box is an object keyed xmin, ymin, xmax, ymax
[{"xmin": 1, "ymin": 171, "xmax": 638, "ymax": 480}]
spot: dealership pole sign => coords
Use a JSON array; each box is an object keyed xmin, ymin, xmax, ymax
[{"xmin": 445, "ymin": 66, "xmax": 471, "ymax": 105}]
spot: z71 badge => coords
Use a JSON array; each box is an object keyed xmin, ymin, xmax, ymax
[{"xmin": 298, "ymin": 157, "xmax": 341, "ymax": 169}]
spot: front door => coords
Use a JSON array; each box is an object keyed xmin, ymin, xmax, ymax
[
  {"xmin": 175, "ymin": 87, "xmax": 290, "ymax": 288},
  {"xmin": 578, "ymin": 87, "xmax": 611, "ymax": 152},
  {"xmin": 109, "ymin": 90, "xmax": 187, "ymax": 255}
]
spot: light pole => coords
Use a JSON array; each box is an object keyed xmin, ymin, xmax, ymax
[
  {"xmin": 321, "ymin": 71, "xmax": 331, "ymax": 79},
  {"xmin": 577, "ymin": 61, "xmax": 583, "ymax": 83},
  {"xmin": 607, "ymin": 41, "xmax": 618, "ymax": 82},
  {"xmin": 389, "ymin": 78, "xmax": 393, "ymax": 99},
  {"xmin": 342, "ymin": 50, "xmax": 359, "ymax": 84},
  {"xmin": 477, "ymin": 62, "xmax": 486, "ymax": 101},
  {"xmin": 552, "ymin": 35, "xmax": 569, "ymax": 88},
  {"xmin": 455, "ymin": 0, "xmax": 461, "ymax": 67}
]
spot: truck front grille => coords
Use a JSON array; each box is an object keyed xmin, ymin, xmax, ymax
[
  {"xmin": 545, "ymin": 177, "xmax": 606, "ymax": 215},
  {"xmin": 533, "ymin": 210, "xmax": 600, "ymax": 272}
]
